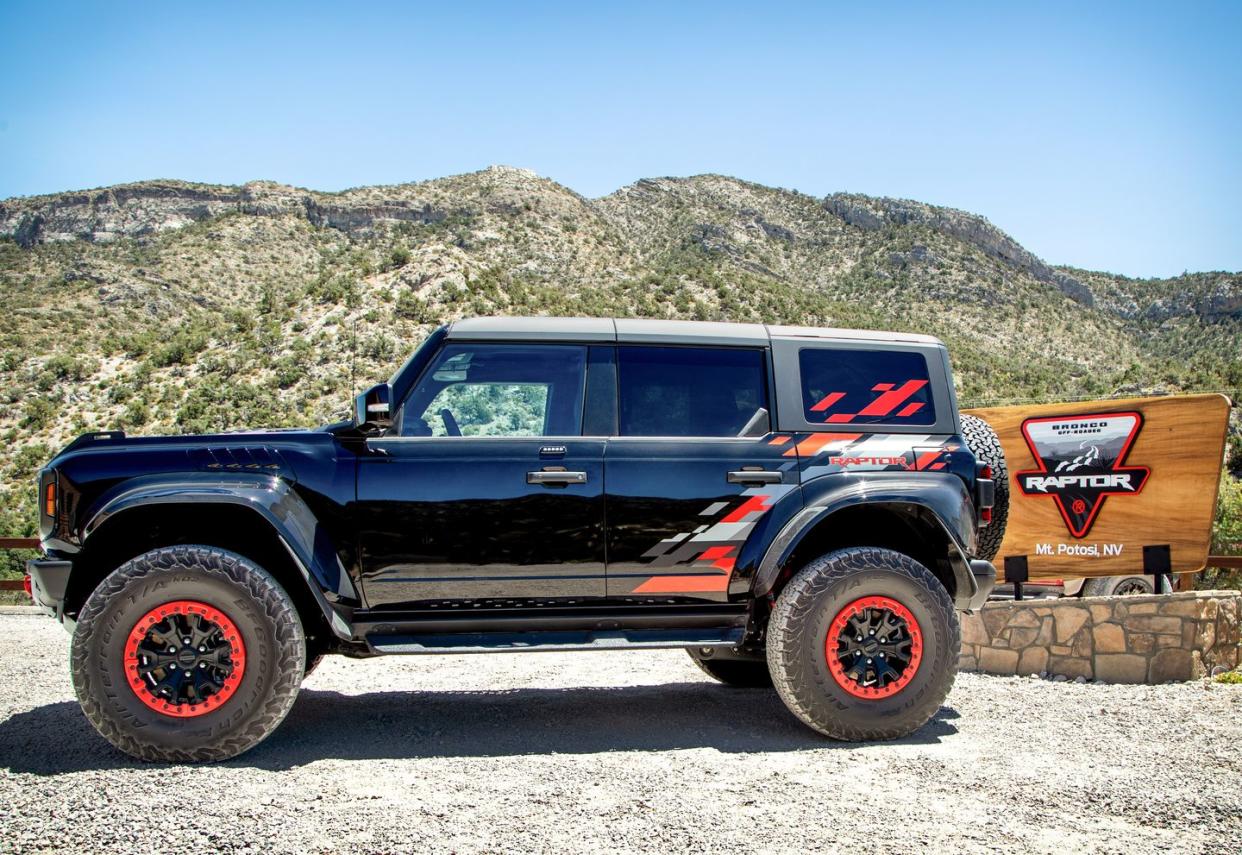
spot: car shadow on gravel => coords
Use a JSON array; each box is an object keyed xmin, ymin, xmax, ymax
[{"xmin": 0, "ymin": 683, "xmax": 959, "ymax": 774}]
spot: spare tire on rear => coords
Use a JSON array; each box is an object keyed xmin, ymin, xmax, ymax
[{"xmin": 959, "ymin": 413, "xmax": 1008, "ymax": 561}]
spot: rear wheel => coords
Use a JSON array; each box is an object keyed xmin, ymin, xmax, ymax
[
  {"xmin": 1082, "ymin": 575, "xmax": 1155, "ymax": 597},
  {"xmin": 688, "ymin": 649, "xmax": 772, "ymax": 687},
  {"xmin": 766, "ymin": 547, "xmax": 959, "ymax": 741},
  {"xmin": 71, "ymin": 545, "xmax": 305, "ymax": 762}
]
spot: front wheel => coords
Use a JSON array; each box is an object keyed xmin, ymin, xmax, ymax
[
  {"xmin": 766, "ymin": 547, "xmax": 959, "ymax": 741},
  {"xmin": 71, "ymin": 545, "xmax": 306, "ymax": 762}
]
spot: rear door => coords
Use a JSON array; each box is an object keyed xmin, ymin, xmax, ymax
[
  {"xmin": 603, "ymin": 344, "xmax": 801, "ymax": 603},
  {"xmin": 357, "ymin": 342, "xmax": 607, "ymax": 608}
]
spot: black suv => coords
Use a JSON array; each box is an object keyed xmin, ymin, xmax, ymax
[{"xmin": 28, "ymin": 317, "xmax": 1001, "ymax": 761}]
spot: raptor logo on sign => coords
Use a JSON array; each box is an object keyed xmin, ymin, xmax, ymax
[{"xmin": 1016, "ymin": 412, "xmax": 1150, "ymax": 538}]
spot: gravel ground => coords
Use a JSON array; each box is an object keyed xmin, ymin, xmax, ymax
[{"xmin": 0, "ymin": 610, "xmax": 1239, "ymax": 854}]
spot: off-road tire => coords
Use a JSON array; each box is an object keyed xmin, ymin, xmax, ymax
[
  {"xmin": 71, "ymin": 545, "xmax": 305, "ymax": 762},
  {"xmin": 1082, "ymin": 575, "xmax": 1155, "ymax": 597},
  {"xmin": 960, "ymin": 413, "xmax": 1009, "ymax": 561},
  {"xmin": 766, "ymin": 547, "xmax": 959, "ymax": 741},
  {"xmin": 688, "ymin": 650, "xmax": 773, "ymax": 687}
]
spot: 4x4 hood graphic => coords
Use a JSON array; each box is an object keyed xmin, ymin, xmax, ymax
[{"xmin": 1015, "ymin": 412, "xmax": 1150, "ymax": 538}]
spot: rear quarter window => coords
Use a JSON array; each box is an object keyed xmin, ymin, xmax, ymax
[{"xmin": 799, "ymin": 348, "xmax": 936, "ymax": 426}]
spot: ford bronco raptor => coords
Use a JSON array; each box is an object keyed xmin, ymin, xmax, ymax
[{"xmin": 27, "ymin": 317, "xmax": 1002, "ymax": 761}]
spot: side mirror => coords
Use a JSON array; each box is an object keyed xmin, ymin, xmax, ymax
[{"xmin": 354, "ymin": 383, "xmax": 392, "ymax": 432}]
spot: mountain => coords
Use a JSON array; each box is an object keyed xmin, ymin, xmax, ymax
[{"xmin": 0, "ymin": 166, "xmax": 1238, "ymax": 542}]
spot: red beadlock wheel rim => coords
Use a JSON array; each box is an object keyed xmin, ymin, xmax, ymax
[
  {"xmin": 825, "ymin": 595, "xmax": 923, "ymax": 699},
  {"xmin": 123, "ymin": 600, "xmax": 246, "ymax": 718}
]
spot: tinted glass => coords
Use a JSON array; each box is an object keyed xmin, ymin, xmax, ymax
[
  {"xmin": 582, "ymin": 346, "xmax": 617, "ymax": 436},
  {"xmin": 424, "ymin": 383, "xmax": 549, "ymax": 436},
  {"xmin": 402, "ymin": 344, "xmax": 586, "ymax": 436},
  {"xmin": 618, "ymin": 346, "xmax": 768, "ymax": 437},
  {"xmin": 799, "ymin": 348, "xmax": 935, "ymax": 426}
]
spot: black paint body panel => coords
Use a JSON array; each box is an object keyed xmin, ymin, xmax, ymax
[{"xmin": 357, "ymin": 437, "xmax": 607, "ymax": 606}]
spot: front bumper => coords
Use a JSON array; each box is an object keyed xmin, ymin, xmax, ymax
[
  {"xmin": 26, "ymin": 558, "xmax": 72, "ymax": 620},
  {"xmin": 966, "ymin": 559, "xmax": 996, "ymax": 611}
]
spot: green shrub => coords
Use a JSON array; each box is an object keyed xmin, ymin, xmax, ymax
[
  {"xmin": 388, "ymin": 247, "xmax": 411, "ymax": 270},
  {"xmin": 7, "ymin": 443, "xmax": 51, "ymax": 479},
  {"xmin": 150, "ymin": 327, "xmax": 210, "ymax": 367},
  {"xmin": 123, "ymin": 400, "xmax": 151, "ymax": 427},
  {"xmin": 44, "ymin": 354, "xmax": 94, "ymax": 380},
  {"xmin": 21, "ymin": 397, "xmax": 55, "ymax": 430},
  {"xmin": 307, "ymin": 274, "xmax": 357, "ymax": 306},
  {"xmin": 0, "ymin": 487, "xmax": 37, "ymax": 579},
  {"xmin": 1199, "ymin": 469, "xmax": 1242, "ymax": 591}
]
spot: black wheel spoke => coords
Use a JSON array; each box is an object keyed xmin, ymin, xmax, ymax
[
  {"xmin": 136, "ymin": 645, "xmax": 179, "ymax": 670},
  {"xmin": 847, "ymin": 614, "xmax": 869, "ymax": 638},
  {"xmin": 846, "ymin": 657, "xmax": 867, "ymax": 684},
  {"xmin": 151, "ymin": 671, "xmax": 177, "ymax": 695},
  {"xmin": 187, "ymin": 614, "xmax": 213, "ymax": 650},
  {"xmin": 873, "ymin": 657, "xmax": 897, "ymax": 686},
  {"xmin": 150, "ymin": 625, "xmax": 180, "ymax": 652},
  {"xmin": 138, "ymin": 660, "xmax": 170, "ymax": 678},
  {"xmin": 203, "ymin": 647, "xmax": 232, "ymax": 668}
]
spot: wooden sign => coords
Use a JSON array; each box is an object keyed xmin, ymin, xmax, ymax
[{"xmin": 964, "ymin": 394, "xmax": 1231, "ymax": 581}]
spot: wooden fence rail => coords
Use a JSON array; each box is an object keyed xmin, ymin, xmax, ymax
[
  {"xmin": 1, "ymin": 537, "xmax": 39, "ymax": 590},
  {"xmin": 0, "ymin": 538, "xmax": 39, "ymax": 550}
]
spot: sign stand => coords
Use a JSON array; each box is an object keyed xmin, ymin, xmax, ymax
[
  {"xmin": 1143, "ymin": 544, "xmax": 1172, "ymax": 594},
  {"xmin": 1004, "ymin": 555, "xmax": 1029, "ymax": 601}
]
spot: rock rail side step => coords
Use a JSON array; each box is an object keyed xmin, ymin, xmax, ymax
[{"xmin": 366, "ymin": 627, "xmax": 745, "ymax": 655}]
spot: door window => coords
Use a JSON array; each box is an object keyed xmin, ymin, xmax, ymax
[
  {"xmin": 400, "ymin": 344, "xmax": 587, "ymax": 437},
  {"xmin": 617, "ymin": 346, "xmax": 769, "ymax": 437}
]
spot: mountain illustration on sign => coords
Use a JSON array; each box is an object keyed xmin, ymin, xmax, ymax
[{"xmin": 1015, "ymin": 412, "xmax": 1150, "ymax": 538}]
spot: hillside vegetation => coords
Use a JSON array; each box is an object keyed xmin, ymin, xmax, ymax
[{"xmin": 1, "ymin": 166, "xmax": 1238, "ymax": 563}]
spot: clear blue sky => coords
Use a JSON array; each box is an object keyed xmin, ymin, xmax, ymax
[{"xmin": 1, "ymin": 1, "xmax": 1238, "ymax": 277}]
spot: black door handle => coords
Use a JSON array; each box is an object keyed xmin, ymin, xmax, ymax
[
  {"xmin": 727, "ymin": 470, "xmax": 783, "ymax": 485},
  {"xmin": 527, "ymin": 470, "xmax": 588, "ymax": 486}
]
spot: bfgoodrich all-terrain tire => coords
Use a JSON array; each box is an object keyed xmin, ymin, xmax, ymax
[
  {"xmin": 688, "ymin": 650, "xmax": 773, "ymax": 687},
  {"xmin": 766, "ymin": 547, "xmax": 959, "ymax": 741},
  {"xmin": 71, "ymin": 545, "xmax": 306, "ymax": 762},
  {"xmin": 960, "ymin": 413, "xmax": 1009, "ymax": 561}
]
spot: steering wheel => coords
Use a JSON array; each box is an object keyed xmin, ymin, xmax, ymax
[{"xmin": 439, "ymin": 408, "xmax": 462, "ymax": 437}]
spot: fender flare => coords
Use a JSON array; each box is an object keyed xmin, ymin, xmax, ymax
[
  {"xmin": 80, "ymin": 473, "xmax": 354, "ymax": 640},
  {"xmin": 751, "ymin": 472, "xmax": 981, "ymax": 609}
]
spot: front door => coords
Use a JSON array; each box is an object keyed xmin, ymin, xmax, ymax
[
  {"xmin": 604, "ymin": 345, "xmax": 801, "ymax": 603},
  {"xmin": 357, "ymin": 342, "xmax": 606, "ymax": 608}
]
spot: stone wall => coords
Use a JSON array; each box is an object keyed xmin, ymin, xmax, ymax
[{"xmin": 959, "ymin": 591, "xmax": 1240, "ymax": 683}]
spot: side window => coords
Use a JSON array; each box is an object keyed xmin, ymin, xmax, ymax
[
  {"xmin": 617, "ymin": 346, "xmax": 769, "ymax": 437},
  {"xmin": 423, "ymin": 384, "xmax": 549, "ymax": 436},
  {"xmin": 401, "ymin": 344, "xmax": 586, "ymax": 437},
  {"xmin": 799, "ymin": 348, "xmax": 936, "ymax": 426}
]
